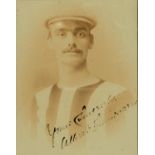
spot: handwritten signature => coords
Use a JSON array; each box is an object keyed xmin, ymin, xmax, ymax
[{"xmin": 46, "ymin": 99, "xmax": 137, "ymax": 149}]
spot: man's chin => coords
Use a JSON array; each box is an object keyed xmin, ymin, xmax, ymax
[{"xmin": 61, "ymin": 59, "xmax": 86, "ymax": 67}]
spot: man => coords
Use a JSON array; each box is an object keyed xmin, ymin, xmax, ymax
[{"xmin": 35, "ymin": 15, "xmax": 137, "ymax": 154}]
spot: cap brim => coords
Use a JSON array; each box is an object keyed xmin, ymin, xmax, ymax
[{"xmin": 45, "ymin": 16, "xmax": 96, "ymax": 29}]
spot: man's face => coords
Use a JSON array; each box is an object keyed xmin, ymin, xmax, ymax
[{"xmin": 48, "ymin": 20, "xmax": 93, "ymax": 67}]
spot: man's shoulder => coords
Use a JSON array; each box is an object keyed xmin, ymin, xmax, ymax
[
  {"xmin": 36, "ymin": 85, "xmax": 53, "ymax": 97},
  {"xmin": 99, "ymin": 81, "xmax": 136, "ymax": 102},
  {"xmin": 35, "ymin": 85, "xmax": 54, "ymax": 107},
  {"xmin": 99, "ymin": 81, "xmax": 137, "ymax": 116},
  {"xmin": 87, "ymin": 80, "xmax": 134, "ymax": 109},
  {"xmin": 96, "ymin": 80, "xmax": 127, "ymax": 97}
]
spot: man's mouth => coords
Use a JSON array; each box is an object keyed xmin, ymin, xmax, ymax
[{"xmin": 63, "ymin": 49, "xmax": 82, "ymax": 54}]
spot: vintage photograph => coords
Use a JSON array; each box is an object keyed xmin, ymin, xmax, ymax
[{"xmin": 17, "ymin": 0, "xmax": 137, "ymax": 155}]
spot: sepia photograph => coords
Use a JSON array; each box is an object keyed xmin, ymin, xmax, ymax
[{"xmin": 17, "ymin": 0, "xmax": 137, "ymax": 155}]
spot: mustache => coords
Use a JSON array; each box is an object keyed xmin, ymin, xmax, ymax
[{"xmin": 63, "ymin": 49, "xmax": 83, "ymax": 54}]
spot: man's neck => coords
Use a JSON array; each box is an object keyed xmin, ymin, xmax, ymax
[{"xmin": 57, "ymin": 63, "xmax": 99, "ymax": 88}]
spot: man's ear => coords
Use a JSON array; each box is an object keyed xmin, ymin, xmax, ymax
[
  {"xmin": 47, "ymin": 36, "xmax": 53, "ymax": 49},
  {"xmin": 47, "ymin": 31, "xmax": 53, "ymax": 48},
  {"xmin": 88, "ymin": 34, "xmax": 94, "ymax": 49}
]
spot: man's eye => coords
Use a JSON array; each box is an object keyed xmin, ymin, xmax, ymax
[
  {"xmin": 77, "ymin": 31, "xmax": 87, "ymax": 38},
  {"xmin": 57, "ymin": 32, "xmax": 66, "ymax": 37}
]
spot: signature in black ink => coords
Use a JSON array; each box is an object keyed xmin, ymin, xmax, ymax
[{"xmin": 46, "ymin": 99, "xmax": 137, "ymax": 149}]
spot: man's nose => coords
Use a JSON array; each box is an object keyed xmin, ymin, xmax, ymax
[{"xmin": 67, "ymin": 33, "xmax": 77, "ymax": 49}]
